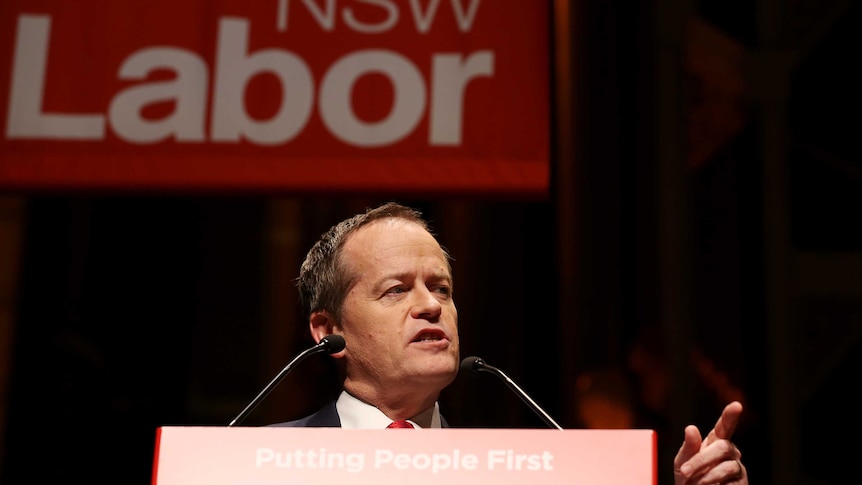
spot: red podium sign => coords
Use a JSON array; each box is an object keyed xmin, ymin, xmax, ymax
[{"xmin": 153, "ymin": 427, "xmax": 656, "ymax": 484}]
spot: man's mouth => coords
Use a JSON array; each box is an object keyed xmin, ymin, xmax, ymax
[{"xmin": 412, "ymin": 330, "xmax": 447, "ymax": 343}]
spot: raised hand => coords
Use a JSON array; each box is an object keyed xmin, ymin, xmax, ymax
[{"xmin": 673, "ymin": 401, "xmax": 747, "ymax": 484}]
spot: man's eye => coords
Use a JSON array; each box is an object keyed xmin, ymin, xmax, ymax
[
  {"xmin": 435, "ymin": 286, "xmax": 452, "ymax": 296},
  {"xmin": 386, "ymin": 287, "xmax": 406, "ymax": 294}
]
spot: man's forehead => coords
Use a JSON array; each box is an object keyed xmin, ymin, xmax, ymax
[{"xmin": 343, "ymin": 219, "xmax": 447, "ymax": 265}]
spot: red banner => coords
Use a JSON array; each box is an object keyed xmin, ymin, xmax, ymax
[{"xmin": 0, "ymin": 1, "xmax": 550, "ymax": 195}]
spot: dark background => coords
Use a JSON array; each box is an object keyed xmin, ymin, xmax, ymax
[{"xmin": 2, "ymin": 1, "xmax": 861, "ymax": 484}]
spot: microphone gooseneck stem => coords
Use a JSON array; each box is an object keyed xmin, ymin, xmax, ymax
[
  {"xmin": 477, "ymin": 362, "xmax": 563, "ymax": 430},
  {"xmin": 228, "ymin": 344, "xmax": 327, "ymax": 427}
]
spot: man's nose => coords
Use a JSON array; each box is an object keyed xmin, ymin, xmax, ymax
[{"xmin": 410, "ymin": 287, "xmax": 443, "ymax": 320}]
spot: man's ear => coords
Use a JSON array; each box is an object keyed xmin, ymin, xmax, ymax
[{"xmin": 309, "ymin": 311, "xmax": 346, "ymax": 358}]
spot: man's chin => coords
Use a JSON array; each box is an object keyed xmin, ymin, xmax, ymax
[{"xmin": 413, "ymin": 362, "xmax": 459, "ymax": 386}]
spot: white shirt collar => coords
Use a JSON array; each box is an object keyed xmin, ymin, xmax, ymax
[{"xmin": 335, "ymin": 390, "xmax": 442, "ymax": 429}]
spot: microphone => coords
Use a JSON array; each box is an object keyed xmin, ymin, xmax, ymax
[
  {"xmin": 460, "ymin": 356, "xmax": 563, "ymax": 430},
  {"xmin": 228, "ymin": 335, "xmax": 346, "ymax": 427}
]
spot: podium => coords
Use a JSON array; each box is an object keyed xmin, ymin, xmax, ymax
[{"xmin": 152, "ymin": 426, "xmax": 656, "ymax": 484}]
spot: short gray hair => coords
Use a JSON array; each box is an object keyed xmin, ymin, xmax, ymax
[{"xmin": 297, "ymin": 202, "xmax": 450, "ymax": 324}]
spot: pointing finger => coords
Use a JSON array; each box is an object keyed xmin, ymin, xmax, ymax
[{"xmin": 711, "ymin": 401, "xmax": 743, "ymax": 443}]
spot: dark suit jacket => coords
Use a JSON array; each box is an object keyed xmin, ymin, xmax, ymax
[
  {"xmin": 269, "ymin": 400, "xmax": 450, "ymax": 427},
  {"xmin": 270, "ymin": 401, "xmax": 341, "ymax": 427}
]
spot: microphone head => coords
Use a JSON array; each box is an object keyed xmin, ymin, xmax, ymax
[
  {"xmin": 320, "ymin": 334, "xmax": 346, "ymax": 353},
  {"xmin": 460, "ymin": 356, "xmax": 484, "ymax": 374}
]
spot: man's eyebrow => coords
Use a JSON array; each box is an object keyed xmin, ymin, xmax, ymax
[
  {"xmin": 369, "ymin": 272, "xmax": 408, "ymax": 292},
  {"xmin": 427, "ymin": 271, "xmax": 453, "ymax": 284},
  {"xmin": 374, "ymin": 270, "xmax": 451, "ymax": 285}
]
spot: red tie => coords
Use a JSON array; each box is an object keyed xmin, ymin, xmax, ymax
[{"xmin": 386, "ymin": 420, "xmax": 414, "ymax": 429}]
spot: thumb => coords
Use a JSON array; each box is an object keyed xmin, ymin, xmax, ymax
[{"xmin": 674, "ymin": 425, "xmax": 703, "ymax": 472}]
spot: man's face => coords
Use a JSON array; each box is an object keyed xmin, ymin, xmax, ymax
[{"xmin": 336, "ymin": 218, "xmax": 459, "ymax": 396}]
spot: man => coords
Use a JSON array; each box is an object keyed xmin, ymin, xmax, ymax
[
  {"xmin": 274, "ymin": 202, "xmax": 457, "ymax": 429},
  {"xmin": 274, "ymin": 201, "xmax": 749, "ymax": 484}
]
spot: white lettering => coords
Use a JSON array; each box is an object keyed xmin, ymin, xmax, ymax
[
  {"xmin": 408, "ymin": 0, "xmax": 443, "ymax": 33},
  {"xmin": 256, "ymin": 447, "xmax": 275, "ymax": 466},
  {"xmin": 255, "ymin": 447, "xmax": 365, "ymax": 472},
  {"xmin": 5, "ymin": 14, "xmax": 494, "ymax": 148},
  {"xmin": 319, "ymin": 49, "xmax": 425, "ymax": 147},
  {"xmin": 211, "ymin": 17, "xmax": 314, "ymax": 145},
  {"xmin": 343, "ymin": 0, "xmax": 398, "ymax": 34},
  {"xmin": 109, "ymin": 48, "xmax": 208, "ymax": 143},
  {"xmin": 430, "ymin": 50, "xmax": 493, "ymax": 145},
  {"xmin": 374, "ymin": 449, "xmax": 479, "ymax": 473},
  {"xmin": 409, "ymin": 0, "xmax": 483, "ymax": 33},
  {"xmin": 450, "ymin": 0, "xmax": 482, "ymax": 32},
  {"xmin": 6, "ymin": 15, "xmax": 105, "ymax": 139},
  {"xmin": 487, "ymin": 449, "xmax": 555, "ymax": 471},
  {"xmin": 278, "ymin": 0, "xmax": 482, "ymax": 33}
]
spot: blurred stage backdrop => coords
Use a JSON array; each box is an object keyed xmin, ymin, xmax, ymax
[{"xmin": 1, "ymin": 1, "xmax": 861, "ymax": 484}]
